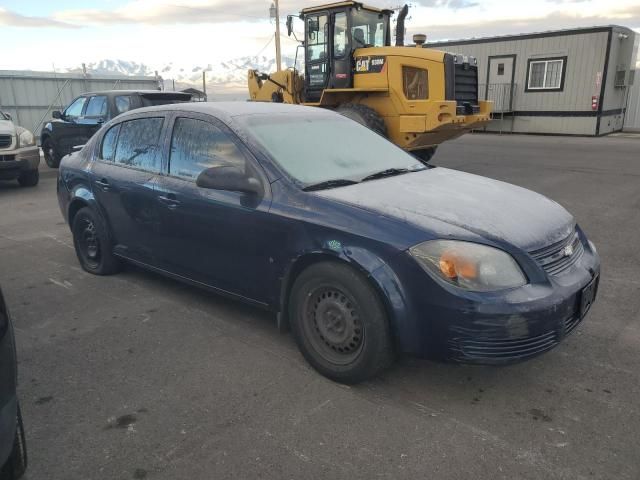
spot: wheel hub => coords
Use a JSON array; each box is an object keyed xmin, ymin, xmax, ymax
[
  {"xmin": 308, "ymin": 289, "xmax": 363, "ymax": 359},
  {"xmin": 82, "ymin": 221, "xmax": 99, "ymax": 260}
]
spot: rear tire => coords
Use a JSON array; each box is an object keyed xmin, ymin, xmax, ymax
[
  {"xmin": 0, "ymin": 404, "xmax": 27, "ymax": 480},
  {"xmin": 289, "ymin": 261, "xmax": 394, "ymax": 384},
  {"xmin": 71, "ymin": 207, "xmax": 122, "ymax": 275},
  {"xmin": 42, "ymin": 138, "xmax": 61, "ymax": 168},
  {"xmin": 336, "ymin": 103, "xmax": 387, "ymax": 138},
  {"xmin": 17, "ymin": 170, "xmax": 39, "ymax": 187},
  {"xmin": 412, "ymin": 147, "xmax": 437, "ymax": 164}
]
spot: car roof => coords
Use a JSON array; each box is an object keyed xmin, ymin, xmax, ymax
[
  {"xmin": 117, "ymin": 101, "xmax": 338, "ymax": 123},
  {"xmin": 81, "ymin": 90, "xmax": 191, "ymax": 97}
]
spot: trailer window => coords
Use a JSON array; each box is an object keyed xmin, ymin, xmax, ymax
[{"xmin": 527, "ymin": 57, "xmax": 566, "ymax": 91}]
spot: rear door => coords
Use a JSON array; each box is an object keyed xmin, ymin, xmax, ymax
[
  {"xmin": 90, "ymin": 114, "xmax": 167, "ymax": 264},
  {"xmin": 154, "ymin": 113, "xmax": 275, "ymax": 302}
]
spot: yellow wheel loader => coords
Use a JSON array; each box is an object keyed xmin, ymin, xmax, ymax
[{"xmin": 247, "ymin": 1, "xmax": 492, "ymax": 161}]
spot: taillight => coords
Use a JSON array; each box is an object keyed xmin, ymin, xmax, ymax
[{"xmin": 402, "ymin": 67, "xmax": 429, "ymax": 100}]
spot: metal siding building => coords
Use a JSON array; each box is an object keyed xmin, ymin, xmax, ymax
[
  {"xmin": 0, "ymin": 70, "xmax": 160, "ymax": 139},
  {"xmin": 427, "ymin": 26, "xmax": 639, "ymax": 135}
]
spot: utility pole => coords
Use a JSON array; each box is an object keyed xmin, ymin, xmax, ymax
[
  {"xmin": 202, "ymin": 71, "xmax": 207, "ymax": 101},
  {"xmin": 270, "ymin": 1, "xmax": 282, "ymax": 71}
]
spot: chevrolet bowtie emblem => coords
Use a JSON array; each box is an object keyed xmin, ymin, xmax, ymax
[{"xmin": 563, "ymin": 244, "xmax": 574, "ymax": 257}]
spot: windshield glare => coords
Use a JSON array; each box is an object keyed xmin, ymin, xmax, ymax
[{"xmin": 243, "ymin": 114, "xmax": 424, "ymax": 185}]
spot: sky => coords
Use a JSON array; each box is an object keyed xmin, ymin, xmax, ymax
[{"xmin": 1, "ymin": 0, "xmax": 639, "ymax": 73}]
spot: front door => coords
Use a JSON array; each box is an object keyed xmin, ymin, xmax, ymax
[
  {"xmin": 154, "ymin": 114, "xmax": 274, "ymax": 303},
  {"xmin": 56, "ymin": 96, "xmax": 90, "ymax": 156},
  {"xmin": 76, "ymin": 94, "xmax": 108, "ymax": 141},
  {"xmin": 305, "ymin": 13, "xmax": 329, "ymax": 102},
  {"xmin": 90, "ymin": 115, "xmax": 166, "ymax": 264},
  {"xmin": 486, "ymin": 56, "xmax": 515, "ymax": 112}
]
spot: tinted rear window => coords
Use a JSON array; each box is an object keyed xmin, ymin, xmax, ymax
[{"xmin": 114, "ymin": 117, "xmax": 164, "ymax": 172}]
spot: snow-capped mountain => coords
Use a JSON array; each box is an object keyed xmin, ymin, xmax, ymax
[{"xmin": 65, "ymin": 56, "xmax": 299, "ymax": 97}]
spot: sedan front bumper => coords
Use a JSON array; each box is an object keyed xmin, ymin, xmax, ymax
[{"xmin": 384, "ymin": 236, "xmax": 600, "ymax": 364}]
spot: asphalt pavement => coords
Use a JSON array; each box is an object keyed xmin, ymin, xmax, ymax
[{"xmin": 1, "ymin": 133, "xmax": 639, "ymax": 479}]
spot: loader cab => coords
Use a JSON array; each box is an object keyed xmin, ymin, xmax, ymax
[{"xmin": 300, "ymin": 2, "xmax": 392, "ymax": 102}]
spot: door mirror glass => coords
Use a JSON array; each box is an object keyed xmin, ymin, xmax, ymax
[
  {"xmin": 52, "ymin": 110, "xmax": 62, "ymax": 119},
  {"xmin": 196, "ymin": 165, "xmax": 261, "ymax": 195}
]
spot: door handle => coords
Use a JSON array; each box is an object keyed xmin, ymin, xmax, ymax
[
  {"xmin": 158, "ymin": 194, "xmax": 181, "ymax": 209},
  {"xmin": 94, "ymin": 178, "xmax": 110, "ymax": 191}
]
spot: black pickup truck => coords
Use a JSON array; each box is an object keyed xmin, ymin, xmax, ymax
[{"xmin": 40, "ymin": 90, "xmax": 191, "ymax": 168}]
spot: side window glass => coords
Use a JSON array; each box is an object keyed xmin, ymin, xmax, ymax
[
  {"xmin": 333, "ymin": 12, "xmax": 348, "ymax": 57},
  {"xmin": 114, "ymin": 117, "xmax": 163, "ymax": 172},
  {"xmin": 115, "ymin": 96, "xmax": 132, "ymax": 114},
  {"xmin": 307, "ymin": 15, "xmax": 328, "ymax": 61},
  {"xmin": 100, "ymin": 124, "xmax": 120, "ymax": 161},
  {"xmin": 64, "ymin": 97, "xmax": 87, "ymax": 119},
  {"xmin": 85, "ymin": 96, "xmax": 108, "ymax": 118},
  {"xmin": 169, "ymin": 117, "xmax": 246, "ymax": 181}
]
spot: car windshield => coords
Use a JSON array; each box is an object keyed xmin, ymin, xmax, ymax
[{"xmin": 242, "ymin": 114, "xmax": 425, "ymax": 186}]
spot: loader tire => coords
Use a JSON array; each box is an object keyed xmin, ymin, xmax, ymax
[{"xmin": 336, "ymin": 103, "xmax": 387, "ymax": 138}]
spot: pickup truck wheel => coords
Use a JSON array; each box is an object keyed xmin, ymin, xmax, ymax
[
  {"xmin": 0, "ymin": 403, "xmax": 27, "ymax": 480},
  {"xmin": 72, "ymin": 207, "xmax": 121, "ymax": 275},
  {"xmin": 289, "ymin": 262, "xmax": 394, "ymax": 384},
  {"xmin": 42, "ymin": 138, "xmax": 61, "ymax": 168},
  {"xmin": 17, "ymin": 170, "xmax": 39, "ymax": 187},
  {"xmin": 336, "ymin": 103, "xmax": 387, "ymax": 138}
]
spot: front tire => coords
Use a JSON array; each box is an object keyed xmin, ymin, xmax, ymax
[
  {"xmin": 336, "ymin": 103, "xmax": 387, "ymax": 138},
  {"xmin": 289, "ymin": 262, "xmax": 394, "ymax": 384},
  {"xmin": 0, "ymin": 404, "xmax": 27, "ymax": 480},
  {"xmin": 42, "ymin": 138, "xmax": 61, "ymax": 168},
  {"xmin": 17, "ymin": 170, "xmax": 39, "ymax": 187},
  {"xmin": 71, "ymin": 207, "xmax": 121, "ymax": 275}
]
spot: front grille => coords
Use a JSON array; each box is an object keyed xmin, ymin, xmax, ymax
[
  {"xmin": 530, "ymin": 231, "xmax": 584, "ymax": 276},
  {"xmin": 454, "ymin": 63, "xmax": 479, "ymax": 107},
  {"xmin": 564, "ymin": 314, "xmax": 583, "ymax": 336},
  {"xmin": 0, "ymin": 134, "xmax": 12, "ymax": 149},
  {"xmin": 449, "ymin": 328, "xmax": 558, "ymax": 362},
  {"xmin": 0, "ymin": 154, "xmax": 16, "ymax": 162}
]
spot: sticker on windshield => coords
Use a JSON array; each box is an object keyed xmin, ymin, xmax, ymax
[{"xmin": 355, "ymin": 56, "xmax": 386, "ymax": 74}]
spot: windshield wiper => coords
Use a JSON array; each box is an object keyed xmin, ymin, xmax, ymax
[
  {"xmin": 302, "ymin": 179, "xmax": 359, "ymax": 192},
  {"xmin": 361, "ymin": 167, "xmax": 419, "ymax": 182}
]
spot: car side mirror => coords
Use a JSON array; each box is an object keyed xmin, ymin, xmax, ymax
[
  {"xmin": 52, "ymin": 110, "xmax": 62, "ymax": 119},
  {"xmin": 196, "ymin": 165, "xmax": 262, "ymax": 195}
]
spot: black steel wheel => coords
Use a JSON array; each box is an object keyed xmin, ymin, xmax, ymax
[
  {"xmin": 0, "ymin": 403, "xmax": 27, "ymax": 480},
  {"xmin": 71, "ymin": 207, "xmax": 121, "ymax": 275},
  {"xmin": 42, "ymin": 138, "xmax": 60, "ymax": 168},
  {"xmin": 289, "ymin": 262, "xmax": 394, "ymax": 384}
]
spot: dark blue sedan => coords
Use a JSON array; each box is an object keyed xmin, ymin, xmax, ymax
[
  {"xmin": 56, "ymin": 103, "xmax": 600, "ymax": 383},
  {"xmin": 0, "ymin": 287, "xmax": 27, "ymax": 479}
]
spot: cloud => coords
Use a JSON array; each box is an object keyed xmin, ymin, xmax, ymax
[
  {"xmin": 414, "ymin": 5, "xmax": 640, "ymax": 42},
  {"xmin": 415, "ymin": 0, "xmax": 479, "ymax": 9},
  {"xmin": 0, "ymin": 7, "xmax": 77, "ymax": 28}
]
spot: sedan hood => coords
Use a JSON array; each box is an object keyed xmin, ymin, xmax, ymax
[{"xmin": 315, "ymin": 168, "xmax": 575, "ymax": 251}]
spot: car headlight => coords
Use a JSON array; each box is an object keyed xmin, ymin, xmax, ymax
[
  {"xmin": 16, "ymin": 127, "xmax": 36, "ymax": 148},
  {"xmin": 409, "ymin": 240, "xmax": 527, "ymax": 291}
]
